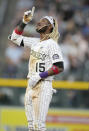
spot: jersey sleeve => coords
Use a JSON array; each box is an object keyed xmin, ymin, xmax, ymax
[
  {"xmin": 10, "ymin": 30, "xmax": 40, "ymax": 48},
  {"xmin": 49, "ymin": 40, "xmax": 64, "ymax": 64}
]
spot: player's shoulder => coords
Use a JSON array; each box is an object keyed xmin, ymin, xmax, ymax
[
  {"xmin": 47, "ymin": 39, "xmax": 58, "ymax": 48},
  {"xmin": 47, "ymin": 39, "xmax": 57, "ymax": 45}
]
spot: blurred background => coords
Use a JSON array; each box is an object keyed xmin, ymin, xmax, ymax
[{"xmin": 0, "ymin": 0, "xmax": 89, "ymax": 131}]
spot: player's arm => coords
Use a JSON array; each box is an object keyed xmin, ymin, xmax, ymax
[
  {"xmin": 8, "ymin": 7, "xmax": 38, "ymax": 47},
  {"xmin": 15, "ymin": 7, "xmax": 35, "ymax": 33},
  {"xmin": 48, "ymin": 61, "xmax": 64, "ymax": 75},
  {"xmin": 39, "ymin": 61, "xmax": 64, "ymax": 78}
]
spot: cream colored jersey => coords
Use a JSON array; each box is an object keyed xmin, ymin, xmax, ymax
[{"xmin": 11, "ymin": 31, "xmax": 63, "ymax": 80}]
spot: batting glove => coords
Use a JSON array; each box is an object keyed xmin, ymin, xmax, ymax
[
  {"xmin": 23, "ymin": 6, "xmax": 35, "ymax": 24},
  {"xmin": 29, "ymin": 73, "xmax": 41, "ymax": 88}
]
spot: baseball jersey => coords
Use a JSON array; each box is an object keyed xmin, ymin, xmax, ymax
[{"xmin": 11, "ymin": 31, "xmax": 63, "ymax": 80}]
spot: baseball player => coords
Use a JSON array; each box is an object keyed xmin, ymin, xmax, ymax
[{"xmin": 9, "ymin": 7, "xmax": 64, "ymax": 131}]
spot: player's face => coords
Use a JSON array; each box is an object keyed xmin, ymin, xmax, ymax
[{"xmin": 36, "ymin": 18, "xmax": 50, "ymax": 33}]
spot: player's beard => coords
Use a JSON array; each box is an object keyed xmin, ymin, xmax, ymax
[{"xmin": 36, "ymin": 25, "xmax": 48, "ymax": 33}]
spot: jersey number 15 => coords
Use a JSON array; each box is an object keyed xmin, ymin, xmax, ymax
[{"xmin": 36, "ymin": 63, "xmax": 45, "ymax": 72}]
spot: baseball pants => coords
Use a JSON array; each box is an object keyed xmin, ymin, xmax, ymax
[{"xmin": 25, "ymin": 80, "xmax": 54, "ymax": 131}]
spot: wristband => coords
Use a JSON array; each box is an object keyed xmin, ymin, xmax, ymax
[
  {"xmin": 51, "ymin": 65, "xmax": 59, "ymax": 74},
  {"xmin": 39, "ymin": 71, "xmax": 48, "ymax": 78},
  {"xmin": 14, "ymin": 28, "xmax": 23, "ymax": 35}
]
